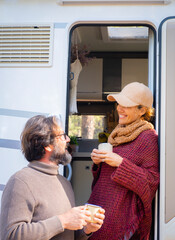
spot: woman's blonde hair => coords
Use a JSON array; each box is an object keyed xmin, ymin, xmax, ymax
[{"xmin": 138, "ymin": 105, "xmax": 155, "ymax": 122}]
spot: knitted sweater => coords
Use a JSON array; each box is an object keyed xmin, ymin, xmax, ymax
[
  {"xmin": 88, "ymin": 129, "xmax": 160, "ymax": 240},
  {"xmin": 0, "ymin": 161, "xmax": 89, "ymax": 240}
]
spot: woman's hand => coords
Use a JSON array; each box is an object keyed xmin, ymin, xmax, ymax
[
  {"xmin": 83, "ymin": 208, "xmax": 105, "ymax": 235},
  {"xmin": 91, "ymin": 149, "xmax": 123, "ymax": 167}
]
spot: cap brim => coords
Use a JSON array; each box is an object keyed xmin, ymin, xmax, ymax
[
  {"xmin": 107, "ymin": 95, "xmax": 116, "ymax": 102},
  {"xmin": 107, "ymin": 93, "xmax": 138, "ymax": 107}
]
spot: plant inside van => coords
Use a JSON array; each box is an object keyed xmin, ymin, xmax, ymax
[
  {"xmin": 71, "ymin": 44, "xmax": 93, "ymax": 66},
  {"xmin": 69, "ymin": 135, "xmax": 79, "ymax": 153},
  {"xmin": 70, "ymin": 135, "xmax": 79, "ymax": 145}
]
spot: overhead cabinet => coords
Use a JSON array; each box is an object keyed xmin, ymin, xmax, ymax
[{"xmin": 77, "ymin": 57, "xmax": 148, "ymax": 100}]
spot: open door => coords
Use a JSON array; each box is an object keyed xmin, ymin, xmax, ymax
[
  {"xmin": 67, "ymin": 24, "xmax": 157, "ymax": 228},
  {"xmin": 159, "ymin": 17, "xmax": 175, "ymax": 240}
]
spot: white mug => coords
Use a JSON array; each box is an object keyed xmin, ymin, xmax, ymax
[
  {"xmin": 98, "ymin": 143, "xmax": 113, "ymax": 152},
  {"xmin": 85, "ymin": 204, "xmax": 102, "ymax": 223}
]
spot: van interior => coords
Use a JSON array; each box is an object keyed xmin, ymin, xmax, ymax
[{"xmin": 67, "ymin": 24, "xmax": 155, "ymax": 207}]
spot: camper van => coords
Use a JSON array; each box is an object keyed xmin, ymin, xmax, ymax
[{"xmin": 0, "ymin": 0, "xmax": 175, "ymax": 239}]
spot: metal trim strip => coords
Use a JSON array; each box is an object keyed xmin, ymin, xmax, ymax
[
  {"xmin": 0, "ymin": 184, "xmax": 5, "ymax": 191},
  {"xmin": 0, "ymin": 139, "xmax": 21, "ymax": 149},
  {"xmin": 54, "ymin": 23, "xmax": 68, "ymax": 29},
  {"xmin": 0, "ymin": 108, "xmax": 49, "ymax": 118}
]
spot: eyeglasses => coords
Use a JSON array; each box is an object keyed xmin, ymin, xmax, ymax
[{"xmin": 56, "ymin": 133, "xmax": 67, "ymax": 141}]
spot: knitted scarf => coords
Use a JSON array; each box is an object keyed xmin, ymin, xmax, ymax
[{"xmin": 108, "ymin": 119, "xmax": 154, "ymax": 147}]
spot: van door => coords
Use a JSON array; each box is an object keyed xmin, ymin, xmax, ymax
[{"xmin": 159, "ymin": 17, "xmax": 175, "ymax": 240}]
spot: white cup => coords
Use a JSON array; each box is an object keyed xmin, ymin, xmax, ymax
[
  {"xmin": 98, "ymin": 143, "xmax": 113, "ymax": 152},
  {"xmin": 85, "ymin": 203, "xmax": 102, "ymax": 223}
]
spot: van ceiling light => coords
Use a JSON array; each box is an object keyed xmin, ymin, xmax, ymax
[
  {"xmin": 58, "ymin": 0, "xmax": 170, "ymax": 4},
  {"xmin": 0, "ymin": 24, "xmax": 53, "ymax": 67},
  {"xmin": 108, "ymin": 27, "xmax": 149, "ymax": 40}
]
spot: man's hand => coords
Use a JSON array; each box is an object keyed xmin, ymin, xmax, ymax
[
  {"xmin": 83, "ymin": 208, "xmax": 105, "ymax": 235},
  {"xmin": 58, "ymin": 206, "xmax": 91, "ymax": 230}
]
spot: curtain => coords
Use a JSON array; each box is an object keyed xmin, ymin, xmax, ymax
[{"xmin": 69, "ymin": 58, "xmax": 82, "ymax": 114}]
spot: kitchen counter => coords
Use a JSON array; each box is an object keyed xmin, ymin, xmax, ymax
[{"xmin": 72, "ymin": 152, "xmax": 91, "ymax": 158}]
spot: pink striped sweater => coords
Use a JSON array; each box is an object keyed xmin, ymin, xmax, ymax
[{"xmin": 88, "ymin": 129, "xmax": 160, "ymax": 240}]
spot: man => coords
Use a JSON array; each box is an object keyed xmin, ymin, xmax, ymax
[{"xmin": 0, "ymin": 115, "xmax": 105, "ymax": 240}]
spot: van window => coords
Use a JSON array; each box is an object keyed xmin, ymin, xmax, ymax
[{"xmin": 69, "ymin": 115, "xmax": 106, "ymax": 139}]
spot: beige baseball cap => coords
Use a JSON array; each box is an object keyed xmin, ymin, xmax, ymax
[{"xmin": 107, "ymin": 82, "xmax": 153, "ymax": 108}]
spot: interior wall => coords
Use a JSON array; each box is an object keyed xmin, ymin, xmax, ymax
[
  {"xmin": 122, "ymin": 59, "xmax": 148, "ymax": 88},
  {"xmin": 77, "ymin": 59, "xmax": 103, "ymax": 100},
  {"xmin": 77, "ymin": 57, "xmax": 148, "ymax": 100}
]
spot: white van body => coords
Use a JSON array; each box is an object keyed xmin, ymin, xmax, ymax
[{"xmin": 0, "ymin": 0, "xmax": 175, "ymax": 239}]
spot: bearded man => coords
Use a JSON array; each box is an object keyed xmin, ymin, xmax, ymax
[{"xmin": 0, "ymin": 115, "xmax": 105, "ymax": 240}]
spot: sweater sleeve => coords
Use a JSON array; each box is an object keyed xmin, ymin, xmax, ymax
[
  {"xmin": 111, "ymin": 131, "xmax": 160, "ymax": 211},
  {"xmin": 75, "ymin": 229, "xmax": 92, "ymax": 240},
  {"xmin": 0, "ymin": 176, "xmax": 64, "ymax": 240},
  {"xmin": 91, "ymin": 163, "xmax": 101, "ymax": 190}
]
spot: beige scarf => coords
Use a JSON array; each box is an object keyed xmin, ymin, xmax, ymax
[{"xmin": 108, "ymin": 119, "xmax": 154, "ymax": 146}]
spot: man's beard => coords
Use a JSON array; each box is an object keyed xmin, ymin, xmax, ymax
[{"xmin": 49, "ymin": 145, "xmax": 72, "ymax": 166}]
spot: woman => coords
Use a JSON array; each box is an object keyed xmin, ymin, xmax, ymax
[{"xmin": 88, "ymin": 82, "xmax": 160, "ymax": 240}]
